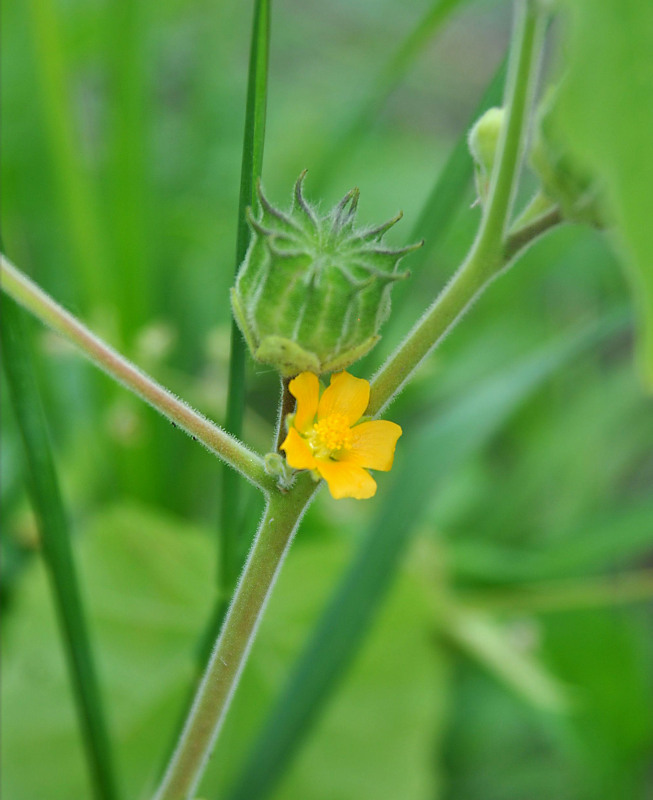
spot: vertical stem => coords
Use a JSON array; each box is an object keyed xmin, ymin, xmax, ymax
[
  {"xmin": 1, "ymin": 298, "xmax": 120, "ymax": 800},
  {"xmin": 475, "ymin": 0, "xmax": 545, "ymax": 254},
  {"xmin": 369, "ymin": 0, "xmax": 546, "ymax": 415},
  {"xmin": 221, "ymin": 0, "xmax": 271, "ymax": 595},
  {"xmin": 154, "ymin": 478, "xmax": 316, "ymax": 800}
]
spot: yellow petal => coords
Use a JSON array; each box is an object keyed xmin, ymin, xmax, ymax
[
  {"xmin": 317, "ymin": 371, "xmax": 369, "ymax": 426},
  {"xmin": 280, "ymin": 427, "xmax": 316, "ymax": 470},
  {"xmin": 316, "ymin": 459, "xmax": 377, "ymax": 500},
  {"xmin": 288, "ymin": 372, "xmax": 319, "ymax": 433},
  {"xmin": 342, "ymin": 420, "xmax": 402, "ymax": 471}
]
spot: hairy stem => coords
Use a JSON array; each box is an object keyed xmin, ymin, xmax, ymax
[
  {"xmin": 370, "ymin": 0, "xmax": 546, "ymax": 415},
  {"xmin": 153, "ymin": 476, "xmax": 317, "ymax": 800},
  {"xmin": 0, "ymin": 255, "xmax": 276, "ymax": 493},
  {"xmin": 504, "ymin": 205, "xmax": 564, "ymax": 262}
]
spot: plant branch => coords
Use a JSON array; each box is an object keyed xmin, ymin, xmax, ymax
[
  {"xmin": 0, "ymin": 255, "xmax": 277, "ymax": 493},
  {"xmin": 504, "ymin": 205, "xmax": 563, "ymax": 262},
  {"xmin": 153, "ymin": 476, "xmax": 317, "ymax": 800},
  {"xmin": 369, "ymin": 0, "xmax": 547, "ymax": 415}
]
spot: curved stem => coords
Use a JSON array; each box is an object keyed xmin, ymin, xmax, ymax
[
  {"xmin": 369, "ymin": 0, "xmax": 546, "ymax": 415},
  {"xmin": 0, "ymin": 255, "xmax": 276, "ymax": 493},
  {"xmin": 153, "ymin": 476, "xmax": 317, "ymax": 800}
]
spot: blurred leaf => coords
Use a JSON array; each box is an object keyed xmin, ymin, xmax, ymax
[
  {"xmin": 225, "ymin": 317, "xmax": 613, "ymax": 800},
  {"xmin": 543, "ymin": 609, "xmax": 653, "ymax": 800},
  {"xmin": 555, "ymin": 0, "xmax": 653, "ymax": 387},
  {"xmin": 24, "ymin": 0, "xmax": 111, "ymax": 305},
  {"xmin": 409, "ymin": 54, "xmax": 508, "ymax": 268},
  {"xmin": 271, "ymin": 568, "xmax": 446, "ymax": 800},
  {"xmin": 442, "ymin": 605, "xmax": 569, "ymax": 712},
  {"xmin": 1, "ymin": 298, "xmax": 119, "ymax": 800},
  {"xmin": 1, "ymin": 503, "xmax": 215, "ymax": 800},
  {"xmin": 451, "ymin": 501, "xmax": 653, "ymax": 584},
  {"xmin": 314, "ymin": 0, "xmax": 467, "ymax": 189}
]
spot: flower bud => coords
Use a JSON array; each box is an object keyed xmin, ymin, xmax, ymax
[
  {"xmin": 231, "ymin": 172, "xmax": 422, "ymax": 376},
  {"xmin": 468, "ymin": 107, "xmax": 505, "ymax": 204}
]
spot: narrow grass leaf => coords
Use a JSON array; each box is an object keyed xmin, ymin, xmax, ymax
[
  {"xmin": 442, "ymin": 605, "xmax": 569, "ymax": 711},
  {"xmin": 1, "ymin": 298, "xmax": 120, "ymax": 800},
  {"xmin": 222, "ymin": 0, "xmax": 271, "ymax": 591},
  {"xmin": 451, "ymin": 501, "xmax": 653, "ymax": 584},
  {"xmin": 25, "ymin": 0, "xmax": 112, "ymax": 305}
]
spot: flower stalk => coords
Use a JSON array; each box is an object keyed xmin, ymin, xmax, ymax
[
  {"xmin": 0, "ymin": 255, "xmax": 276, "ymax": 493},
  {"xmin": 369, "ymin": 0, "xmax": 547, "ymax": 415}
]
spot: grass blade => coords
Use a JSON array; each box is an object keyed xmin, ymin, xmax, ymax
[
  {"xmin": 1, "ymin": 298, "xmax": 120, "ymax": 800},
  {"xmin": 225, "ymin": 317, "xmax": 617, "ymax": 800},
  {"xmin": 25, "ymin": 0, "xmax": 111, "ymax": 306},
  {"xmin": 313, "ymin": 0, "xmax": 467, "ymax": 190},
  {"xmin": 221, "ymin": 0, "xmax": 271, "ymax": 599}
]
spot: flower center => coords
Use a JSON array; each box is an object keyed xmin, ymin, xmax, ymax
[{"xmin": 310, "ymin": 413, "xmax": 353, "ymax": 458}]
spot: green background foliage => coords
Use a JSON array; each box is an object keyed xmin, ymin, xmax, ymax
[{"xmin": 2, "ymin": 1, "xmax": 652, "ymax": 799}]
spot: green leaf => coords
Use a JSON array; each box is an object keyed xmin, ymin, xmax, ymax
[
  {"xmin": 451, "ymin": 501, "xmax": 653, "ymax": 584},
  {"xmin": 1, "ymin": 298, "xmax": 119, "ymax": 800},
  {"xmin": 555, "ymin": 0, "xmax": 653, "ymax": 387},
  {"xmin": 408, "ymin": 54, "xmax": 508, "ymax": 269},
  {"xmin": 442, "ymin": 605, "xmax": 569, "ymax": 712},
  {"xmin": 544, "ymin": 609, "xmax": 653, "ymax": 799},
  {"xmin": 1, "ymin": 503, "xmax": 216, "ymax": 800}
]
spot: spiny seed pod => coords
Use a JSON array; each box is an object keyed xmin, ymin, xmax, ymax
[{"xmin": 231, "ymin": 171, "xmax": 422, "ymax": 377}]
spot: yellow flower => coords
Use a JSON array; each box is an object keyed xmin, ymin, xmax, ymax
[{"xmin": 280, "ymin": 371, "xmax": 402, "ymax": 500}]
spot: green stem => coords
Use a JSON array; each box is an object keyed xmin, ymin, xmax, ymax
[
  {"xmin": 369, "ymin": 0, "xmax": 546, "ymax": 415},
  {"xmin": 222, "ymin": 0, "xmax": 271, "ymax": 594},
  {"xmin": 504, "ymin": 205, "xmax": 564, "ymax": 262},
  {"xmin": 153, "ymin": 476, "xmax": 316, "ymax": 800},
  {"xmin": 0, "ymin": 255, "xmax": 276, "ymax": 493},
  {"xmin": 1, "ymin": 298, "xmax": 120, "ymax": 800}
]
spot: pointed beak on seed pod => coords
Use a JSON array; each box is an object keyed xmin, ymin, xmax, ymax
[{"xmin": 230, "ymin": 171, "xmax": 423, "ymax": 377}]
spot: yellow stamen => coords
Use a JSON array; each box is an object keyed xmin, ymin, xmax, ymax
[{"xmin": 309, "ymin": 413, "xmax": 353, "ymax": 458}]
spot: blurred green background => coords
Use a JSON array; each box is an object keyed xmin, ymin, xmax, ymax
[{"xmin": 2, "ymin": 0, "xmax": 652, "ymax": 799}]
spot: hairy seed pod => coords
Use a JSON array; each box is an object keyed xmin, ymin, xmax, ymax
[{"xmin": 231, "ymin": 171, "xmax": 422, "ymax": 376}]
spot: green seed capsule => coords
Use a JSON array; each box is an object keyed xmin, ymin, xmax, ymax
[{"xmin": 231, "ymin": 171, "xmax": 422, "ymax": 376}]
